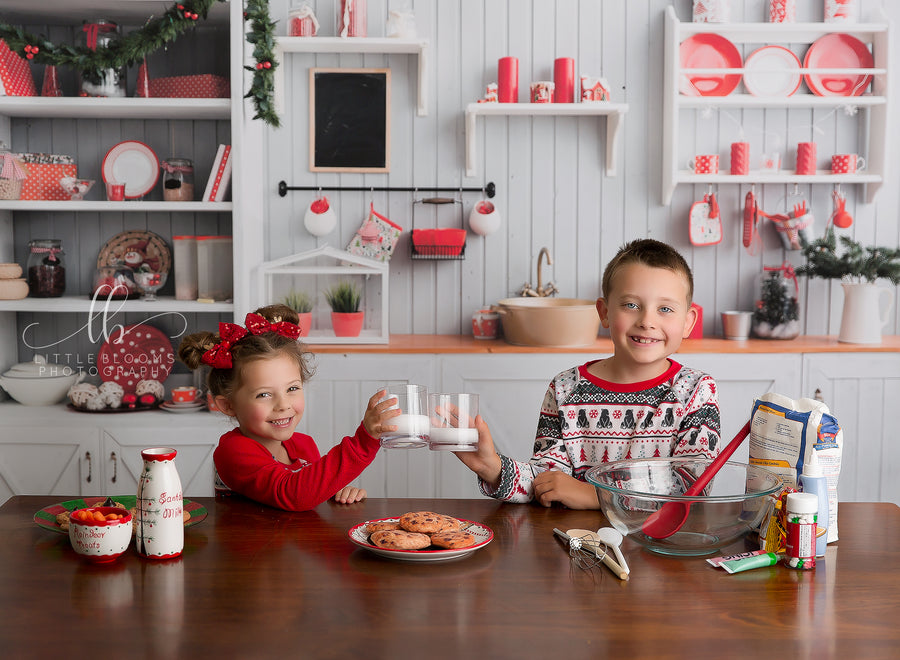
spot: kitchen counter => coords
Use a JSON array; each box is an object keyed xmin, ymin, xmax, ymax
[
  {"xmin": 2, "ymin": 496, "xmax": 898, "ymax": 658},
  {"xmin": 305, "ymin": 334, "xmax": 900, "ymax": 354}
]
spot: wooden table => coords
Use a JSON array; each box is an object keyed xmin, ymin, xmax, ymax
[{"xmin": 1, "ymin": 497, "xmax": 898, "ymax": 659}]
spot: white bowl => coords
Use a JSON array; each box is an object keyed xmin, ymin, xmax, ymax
[
  {"xmin": 68, "ymin": 507, "xmax": 133, "ymax": 563},
  {"xmin": 0, "ymin": 355, "xmax": 84, "ymax": 405}
]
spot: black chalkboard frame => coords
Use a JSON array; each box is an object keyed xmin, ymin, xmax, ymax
[{"xmin": 309, "ymin": 67, "xmax": 391, "ymax": 173}]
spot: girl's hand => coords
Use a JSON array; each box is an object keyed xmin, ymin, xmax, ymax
[
  {"xmin": 532, "ymin": 471, "xmax": 601, "ymax": 509},
  {"xmin": 334, "ymin": 486, "xmax": 367, "ymax": 504},
  {"xmin": 453, "ymin": 415, "xmax": 502, "ymax": 488},
  {"xmin": 362, "ymin": 389, "xmax": 401, "ymax": 438}
]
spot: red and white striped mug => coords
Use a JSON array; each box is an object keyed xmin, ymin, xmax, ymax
[
  {"xmin": 831, "ymin": 154, "xmax": 866, "ymax": 174},
  {"xmin": 688, "ymin": 154, "xmax": 719, "ymax": 174}
]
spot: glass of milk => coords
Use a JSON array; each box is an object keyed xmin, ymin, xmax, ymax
[
  {"xmin": 379, "ymin": 384, "xmax": 430, "ymax": 449},
  {"xmin": 427, "ymin": 393, "xmax": 479, "ymax": 452}
]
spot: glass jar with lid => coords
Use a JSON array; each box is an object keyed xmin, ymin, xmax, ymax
[
  {"xmin": 27, "ymin": 239, "xmax": 66, "ymax": 297},
  {"xmin": 751, "ymin": 263, "xmax": 800, "ymax": 340},
  {"xmin": 78, "ymin": 20, "xmax": 126, "ymax": 97},
  {"xmin": 162, "ymin": 158, "xmax": 195, "ymax": 202}
]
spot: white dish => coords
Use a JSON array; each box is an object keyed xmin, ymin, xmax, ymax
[
  {"xmin": 101, "ymin": 141, "xmax": 159, "ymax": 199},
  {"xmin": 160, "ymin": 402, "xmax": 206, "ymax": 414},
  {"xmin": 348, "ymin": 517, "xmax": 493, "ymax": 562},
  {"xmin": 743, "ymin": 45, "xmax": 802, "ymax": 97},
  {"xmin": 164, "ymin": 399, "xmax": 204, "ymax": 408}
]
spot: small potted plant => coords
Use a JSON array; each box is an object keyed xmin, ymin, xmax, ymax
[
  {"xmin": 796, "ymin": 227, "xmax": 900, "ymax": 343},
  {"xmin": 324, "ymin": 281, "xmax": 364, "ymax": 337},
  {"xmin": 281, "ymin": 290, "xmax": 314, "ymax": 337}
]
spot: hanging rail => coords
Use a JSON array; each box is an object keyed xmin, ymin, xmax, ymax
[{"xmin": 277, "ymin": 180, "xmax": 496, "ymax": 198}]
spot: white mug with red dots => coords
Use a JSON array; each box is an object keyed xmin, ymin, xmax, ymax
[
  {"xmin": 831, "ymin": 154, "xmax": 866, "ymax": 174},
  {"xmin": 688, "ymin": 154, "xmax": 719, "ymax": 174}
]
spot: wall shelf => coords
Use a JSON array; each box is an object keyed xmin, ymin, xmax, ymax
[
  {"xmin": 0, "ymin": 296, "xmax": 233, "ymax": 314},
  {"xmin": 0, "ymin": 201, "xmax": 232, "ymax": 212},
  {"xmin": 0, "ymin": 96, "xmax": 230, "ymax": 120},
  {"xmin": 272, "ymin": 36, "xmax": 429, "ymax": 116},
  {"xmin": 464, "ymin": 102, "xmax": 629, "ymax": 177},
  {"xmin": 662, "ymin": 6, "xmax": 890, "ymax": 205}
]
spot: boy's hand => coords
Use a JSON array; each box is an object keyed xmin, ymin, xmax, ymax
[
  {"xmin": 334, "ymin": 486, "xmax": 366, "ymax": 504},
  {"xmin": 453, "ymin": 415, "xmax": 502, "ymax": 488},
  {"xmin": 362, "ymin": 389, "xmax": 401, "ymax": 438},
  {"xmin": 532, "ymin": 471, "xmax": 601, "ymax": 509}
]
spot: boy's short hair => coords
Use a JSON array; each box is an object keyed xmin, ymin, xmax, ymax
[{"xmin": 601, "ymin": 239, "xmax": 694, "ymax": 303}]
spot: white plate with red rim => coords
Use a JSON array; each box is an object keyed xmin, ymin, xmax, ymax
[
  {"xmin": 348, "ymin": 517, "xmax": 493, "ymax": 562},
  {"xmin": 102, "ymin": 140, "xmax": 160, "ymax": 199},
  {"xmin": 743, "ymin": 45, "xmax": 802, "ymax": 97}
]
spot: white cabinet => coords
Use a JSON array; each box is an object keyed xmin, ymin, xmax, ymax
[
  {"xmin": 803, "ymin": 352, "xmax": 900, "ymax": 505},
  {"xmin": 0, "ymin": 403, "xmax": 221, "ymax": 505},
  {"xmin": 662, "ymin": 6, "xmax": 890, "ymax": 204}
]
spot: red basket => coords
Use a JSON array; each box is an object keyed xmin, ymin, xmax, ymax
[{"xmin": 411, "ymin": 228, "xmax": 467, "ymax": 258}]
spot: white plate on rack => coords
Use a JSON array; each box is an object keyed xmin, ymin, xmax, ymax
[
  {"xmin": 102, "ymin": 140, "xmax": 160, "ymax": 199},
  {"xmin": 743, "ymin": 45, "xmax": 802, "ymax": 97}
]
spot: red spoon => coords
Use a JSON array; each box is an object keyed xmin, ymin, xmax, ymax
[{"xmin": 641, "ymin": 420, "xmax": 752, "ymax": 539}]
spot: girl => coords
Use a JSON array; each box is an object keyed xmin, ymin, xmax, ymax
[{"xmin": 178, "ymin": 304, "xmax": 398, "ymax": 511}]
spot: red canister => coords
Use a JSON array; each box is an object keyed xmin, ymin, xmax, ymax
[
  {"xmin": 730, "ymin": 142, "xmax": 750, "ymax": 175},
  {"xmin": 498, "ymin": 57, "xmax": 519, "ymax": 103},
  {"xmin": 553, "ymin": 57, "xmax": 575, "ymax": 103},
  {"xmin": 796, "ymin": 142, "xmax": 817, "ymax": 175}
]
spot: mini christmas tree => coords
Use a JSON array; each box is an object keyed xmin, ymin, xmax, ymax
[{"xmin": 754, "ymin": 270, "xmax": 799, "ymax": 327}]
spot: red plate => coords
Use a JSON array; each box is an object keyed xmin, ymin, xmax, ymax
[
  {"xmin": 804, "ymin": 34, "xmax": 874, "ymax": 97},
  {"xmin": 679, "ymin": 33, "xmax": 742, "ymax": 97},
  {"xmin": 97, "ymin": 323, "xmax": 174, "ymax": 393}
]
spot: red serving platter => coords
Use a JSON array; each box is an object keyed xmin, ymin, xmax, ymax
[
  {"xmin": 679, "ymin": 33, "xmax": 742, "ymax": 97},
  {"xmin": 804, "ymin": 33, "xmax": 874, "ymax": 97}
]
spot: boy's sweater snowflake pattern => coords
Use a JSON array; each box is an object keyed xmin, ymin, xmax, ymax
[{"xmin": 482, "ymin": 360, "xmax": 721, "ymax": 503}]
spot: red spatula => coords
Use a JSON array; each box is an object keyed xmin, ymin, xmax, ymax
[{"xmin": 641, "ymin": 420, "xmax": 752, "ymax": 539}]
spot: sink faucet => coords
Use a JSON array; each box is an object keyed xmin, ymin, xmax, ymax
[{"xmin": 518, "ymin": 247, "xmax": 559, "ymax": 297}]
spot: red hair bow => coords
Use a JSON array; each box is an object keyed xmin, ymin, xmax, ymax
[
  {"xmin": 201, "ymin": 322, "xmax": 248, "ymax": 369},
  {"xmin": 244, "ymin": 313, "xmax": 302, "ymax": 340},
  {"xmin": 201, "ymin": 313, "xmax": 302, "ymax": 369}
]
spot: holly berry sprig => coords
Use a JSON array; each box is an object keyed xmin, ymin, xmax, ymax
[
  {"xmin": 244, "ymin": 0, "xmax": 280, "ymax": 128},
  {"xmin": 0, "ymin": 0, "xmax": 220, "ymax": 85}
]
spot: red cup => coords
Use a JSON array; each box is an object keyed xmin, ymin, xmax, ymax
[
  {"xmin": 105, "ymin": 182, "xmax": 125, "ymax": 201},
  {"xmin": 689, "ymin": 154, "xmax": 719, "ymax": 174},
  {"xmin": 472, "ymin": 310, "xmax": 500, "ymax": 339},
  {"xmin": 498, "ymin": 57, "xmax": 519, "ymax": 103},
  {"xmin": 171, "ymin": 386, "xmax": 198, "ymax": 403},
  {"xmin": 796, "ymin": 142, "xmax": 817, "ymax": 175},
  {"xmin": 553, "ymin": 57, "xmax": 575, "ymax": 103},
  {"xmin": 530, "ymin": 81, "xmax": 554, "ymax": 103},
  {"xmin": 831, "ymin": 154, "xmax": 865, "ymax": 174},
  {"xmin": 730, "ymin": 142, "xmax": 749, "ymax": 175}
]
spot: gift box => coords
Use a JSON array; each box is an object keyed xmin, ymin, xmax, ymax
[
  {"xmin": 0, "ymin": 39, "xmax": 36, "ymax": 97},
  {"xmin": 13, "ymin": 153, "xmax": 76, "ymax": 200},
  {"xmin": 147, "ymin": 74, "xmax": 230, "ymax": 99},
  {"xmin": 411, "ymin": 228, "xmax": 467, "ymax": 258}
]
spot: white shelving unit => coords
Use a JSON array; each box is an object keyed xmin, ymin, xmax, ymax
[
  {"xmin": 464, "ymin": 101, "xmax": 629, "ymax": 177},
  {"xmin": 662, "ymin": 5, "xmax": 890, "ymax": 205},
  {"xmin": 272, "ymin": 36, "xmax": 429, "ymax": 116}
]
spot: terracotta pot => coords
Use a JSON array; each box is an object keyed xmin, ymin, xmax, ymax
[
  {"xmin": 331, "ymin": 311, "xmax": 364, "ymax": 337},
  {"xmin": 297, "ymin": 312, "xmax": 313, "ymax": 337}
]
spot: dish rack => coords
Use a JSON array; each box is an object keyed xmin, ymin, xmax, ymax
[{"xmin": 409, "ymin": 197, "xmax": 467, "ymax": 260}]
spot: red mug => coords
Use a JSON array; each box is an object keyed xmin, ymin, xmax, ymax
[
  {"xmin": 472, "ymin": 309, "xmax": 500, "ymax": 339},
  {"xmin": 530, "ymin": 81, "xmax": 554, "ymax": 103},
  {"xmin": 105, "ymin": 182, "xmax": 125, "ymax": 201},
  {"xmin": 831, "ymin": 154, "xmax": 866, "ymax": 174},
  {"xmin": 688, "ymin": 154, "xmax": 719, "ymax": 174}
]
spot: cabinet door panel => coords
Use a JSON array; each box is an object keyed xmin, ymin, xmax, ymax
[
  {"xmin": 803, "ymin": 353, "xmax": 900, "ymax": 505},
  {"xmin": 0, "ymin": 428, "xmax": 100, "ymax": 505}
]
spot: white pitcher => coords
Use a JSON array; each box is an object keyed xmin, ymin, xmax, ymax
[
  {"xmin": 838, "ymin": 282, "xmax": 894, "ymax": 344},
  {"xmin": 135, "ymin": 447, "xmax": 184, "ymax": 559}
]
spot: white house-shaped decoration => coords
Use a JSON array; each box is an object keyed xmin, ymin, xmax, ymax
[{"xmin": 255, "ymin": 244, "xmax": 389, "ymax": 344}]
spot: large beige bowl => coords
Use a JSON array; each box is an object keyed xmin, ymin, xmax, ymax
[{"xmin": 495, "ymin": 298, "xmax": 601, "ymax": 347}]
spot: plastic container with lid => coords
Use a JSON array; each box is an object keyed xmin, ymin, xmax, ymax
[
  {"xmin": 784, "ymin": 492, "xmax": 818, "ymax": 570},
  {"xmin": 173, "ymin": 236, "xmax": 199, "ymax": 301},
  {"xmin": 799, "ymin": 460, "xmax": 830, "ymax": 557},
  {"xmin": 27, "ymin": 239, "xmax": 66, "ymax": 297},
  {"xmin": 197, "ymin": 236, "xmax": 233, "ymax": 302}
]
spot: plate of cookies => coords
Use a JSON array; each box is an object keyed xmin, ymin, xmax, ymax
[
  {"xmin": 348, "ymin": 510, "xmax": 493, "ymax": 562},
  {"xmin": 33, "ymin": 495, "xmax": 207, "ymax": 534}
]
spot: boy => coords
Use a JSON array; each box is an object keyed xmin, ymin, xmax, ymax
[{"xmin": 456, "ymin": 239, "xmax": 721, "ymax": 509}]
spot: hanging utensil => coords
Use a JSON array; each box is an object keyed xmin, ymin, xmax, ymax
[
  {"xmin": 832, "ymin": 187, "xmax": 853, "ymax": 228},
  {"xmin": 689, "ymin": 190, "xmax": 722, "ymax": 246},
  {"xmin": 743, "ymin": 188, "xmax": 761, "ymax": 255}
]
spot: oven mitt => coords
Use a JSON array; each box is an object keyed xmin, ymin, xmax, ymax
[
  {"xmin": 346, "ymin": 202, "xmax": 403, "ymax": 262},
  {"xmin": 689, "ymin": 193, "xmax": 722, "ymax": 246}
]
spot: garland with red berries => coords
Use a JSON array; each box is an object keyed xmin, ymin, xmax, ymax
[{"xmin": 0, "ymin": 0, "xmax": 282, "ymax": 127}]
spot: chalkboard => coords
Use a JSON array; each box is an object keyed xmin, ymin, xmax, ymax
[{"xmin": 309, "ymin": 68, "xmax": 391, "ymax": 173}]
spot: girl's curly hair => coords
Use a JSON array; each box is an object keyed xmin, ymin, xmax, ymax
[{"xmin": 177, "ymin": 304, "xmax": 315, "ymax": 399}]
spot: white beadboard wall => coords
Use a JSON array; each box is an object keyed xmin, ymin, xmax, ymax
[{"xmin": 262, "ymin": 0, "xmax": 900, "ymax": 338}]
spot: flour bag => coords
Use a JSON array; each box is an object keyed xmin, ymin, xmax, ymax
[{"xmin": 749, "ymin": 392, "xmax": 842, "ymax": 542}]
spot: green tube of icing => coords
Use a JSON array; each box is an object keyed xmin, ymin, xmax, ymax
[{"xmin": 721, "ymin": 552, "xmax": 780, "ymax": 574}]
